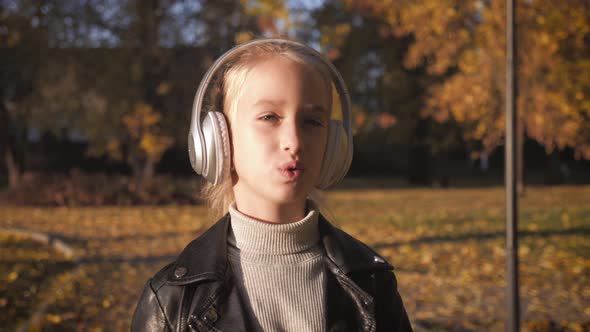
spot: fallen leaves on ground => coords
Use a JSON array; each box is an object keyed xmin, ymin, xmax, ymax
[
  {"xmin": 0, "ymin": 234, "xmax": 76, "ymax": 329},
  {"xmin": 0, "ymin": 185, "xmax": 588, "ymax": 331}
]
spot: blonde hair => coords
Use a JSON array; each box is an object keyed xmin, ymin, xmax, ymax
[{"xmin": 200, "ymin": 39, "xmax": 334, "ymax": 219}]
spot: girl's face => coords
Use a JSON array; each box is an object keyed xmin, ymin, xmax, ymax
[{"xmin": 230, "ymin": 55, "xmax": 330, "ymax": 211}]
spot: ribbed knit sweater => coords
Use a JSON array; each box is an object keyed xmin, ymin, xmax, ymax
[{"xmin": 227, "ymin": 202, "xmax": 326, "ymax": 331}]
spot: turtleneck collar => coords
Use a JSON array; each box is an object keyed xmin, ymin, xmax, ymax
[{"xmin": 227, "ymin": 201, "xmax": 320, "ymax": 255}]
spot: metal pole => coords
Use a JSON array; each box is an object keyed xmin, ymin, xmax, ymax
[{"xmin": 505, "ymin": 0, "xmax": 520, "ymax": 331}]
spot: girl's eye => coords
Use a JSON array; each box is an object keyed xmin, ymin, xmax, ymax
[
  {"xmin": 304, "ymin": 117, "xmax": 326, "ymax": 128},
  {"xmin": 259, "ymin": 114, "xmax": 278, "ymax": 122}
]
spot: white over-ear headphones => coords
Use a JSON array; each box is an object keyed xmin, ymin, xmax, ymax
[{"xmin": 188, "ymin": 38, "xmax": 353, "ymax": 189}]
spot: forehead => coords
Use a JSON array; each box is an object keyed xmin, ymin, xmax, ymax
[{"xmin": 238, "ymin": 56, "xmax": 331, "ymax": 110}]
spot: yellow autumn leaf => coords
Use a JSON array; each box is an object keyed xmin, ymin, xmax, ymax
[
  {"xmin": 156, "ymin": 82, "xmax": 171, "ymax": 96},
  {"xmin": 235, "ymin": 31, "xmax": 254, "ymax": 44},
  {"xmin": 7, "ymin": 271, "xmax": 18, "ymax": 283},
  {"xmin": 46, "ymin": 314, "xmax": 62, "ymax": 324}
]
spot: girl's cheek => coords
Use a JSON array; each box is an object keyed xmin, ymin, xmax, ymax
[
  {"xmin": 251, "ymin": 123, "xmax": 276, "ymax": 139},
  {"xmin": 308, "ymin": 128, "xmax": 328, "ymax": 143}
]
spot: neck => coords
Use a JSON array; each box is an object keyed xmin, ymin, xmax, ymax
[{"xmin": 232, "ymin": 195, "xmax": 307, "ymax": 224}]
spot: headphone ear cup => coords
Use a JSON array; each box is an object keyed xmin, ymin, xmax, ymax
[
  {"xmin": 201, "ymin": 112, "xmax": 230, "ymax": 185},
  {"xmin": 188, "ymin": 130, "xmax": 202, "ymax": 175},
  {"xmin": 316, "ymin": 120, "xmax": 348, "ymax": 189}
]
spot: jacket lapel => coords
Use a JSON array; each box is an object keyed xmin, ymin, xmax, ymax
[
  {"xmin": 186, "ymin": 276, "xmax": 255, "ymax": 332},
  {"xmin": 169, "ymin": 213, "xmax": 392, "ymax": 332},
  {"xmin": 167, "ymin": 215, "xmax": 231, "ymax": 286},
  {"xmin": 318, "ymin": 215, "xmax": 393, "ymax": 274},
  {"xmin": 319, "ymin": 215, "xmax": 393, "ymax": 332}
]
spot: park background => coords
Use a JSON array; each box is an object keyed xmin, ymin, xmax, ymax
[{"xmin": 1, "ymin": 0, "xmax": 589, "ymax": 331}]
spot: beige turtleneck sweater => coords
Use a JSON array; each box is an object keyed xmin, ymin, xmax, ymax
[{"xmin": 227, "ymin": 202, "xmax": 326, "ymax": 331}]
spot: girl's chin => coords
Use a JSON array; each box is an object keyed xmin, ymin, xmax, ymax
[
  {"xmin": 234, "ymin": 178, "xmax": 315, "ymax": 205},
  {"xmin": 261, "ymin": 186, "xmax": 312, "ymax": 206},
  {"xmin": 270, "ymin": 191, "xmax": 308, "ymax": 205}
]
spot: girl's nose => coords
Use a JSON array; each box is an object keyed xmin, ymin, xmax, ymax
[{"xmin": 280, "ymin": 120, "xmax": 303, "ymax": 155}]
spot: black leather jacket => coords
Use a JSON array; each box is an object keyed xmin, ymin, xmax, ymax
[{"xmin": 131, "ymin": 214, "xmax": 412, "ymax": 331}]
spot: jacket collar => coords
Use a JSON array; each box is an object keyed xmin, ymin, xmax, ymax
[
  {"xmin": 318, "ymin": 215, "xmax": 393, "ymax": 274},
  {"xmin": 167, "ymin": 213, "xmax": 392, "ymax": 285}
]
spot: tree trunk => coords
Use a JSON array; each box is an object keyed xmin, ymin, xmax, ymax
[
  {"xmin": 142, "ymin": 158, "xmax": 155, "ymax": 183},
  {"xmin": 4, "ymin": 147, "xmax": 21, "ymax": 190},
  {"xmin": 130, "ymin": 156, "xmax": 155, "ymax": 190},
  {"xmin": 131, "ymin": 158, "xmax": 143, "ymax": 180}
]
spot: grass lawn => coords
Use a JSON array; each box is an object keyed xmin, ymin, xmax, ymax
[{"xmin": 0, "ymin": 185, "xmax": 588, "ymax": 331}]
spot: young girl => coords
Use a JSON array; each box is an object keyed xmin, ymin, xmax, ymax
[{"xmin": 132, "ymin": 38, "xmax": 412, "ymax": 332}]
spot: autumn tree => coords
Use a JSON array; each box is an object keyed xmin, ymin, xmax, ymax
[
  {"xmin": 345, "ymin": 0, "xmax": 590, "ymax": 175},
  {"xmin": 0, "ymin": 6, "xmax": 48, "ymax": 189},
  {"xmin": 23, "ymin": 0, "xmax": 261, "ymax": 184}
]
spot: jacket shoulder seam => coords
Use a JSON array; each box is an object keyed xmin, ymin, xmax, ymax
[
  {"xmin": 151, "ymin": 262, "xmax": 176, "ymax": 291},
  {"xmin": 148, "ymin": 279, "xmax": 174, "ymax": 331}
]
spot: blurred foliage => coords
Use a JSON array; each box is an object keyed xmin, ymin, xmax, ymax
[
  {"xmin": 120, "ymin": 102, "xmax": 174, "ymax": 181},
  {"xmin": 0, "ymin": 171, "xmax": 202, "ymax": 206},
  {"xmin": 240, "ymin": 0, "xmax": 290, "ymax": 35},
  {"xmin": 1, "ymin": 0, "xmax": 261, "ymax": 186},
  {"xmin": 344, "ymin": 0, "xmax": 590, "ymax": 160},
  {"xmin": 1, "ymin": 0, "xmax": 589, "ymax": 189},
  {"xmin": 0, "ymin": 6, "xmax": 47, "ymax": 189},
  {"xmin": 311, "ymin": 1, "xmax": 467, "ymax": 179},
  {"xmin": 0, "ymin": 185, "xmax": 588, "ymax": 330}
]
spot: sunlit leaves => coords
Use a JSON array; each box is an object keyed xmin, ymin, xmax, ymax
[
  {"xmin": 240, "ymin": 0, "xmax": 291, "ymax": 35},
  {"xmin": 346, "ymin": 0, "xmax": 590, "ymax": 160},
  {"xmin": 122, "ymin": 102, "xmax": 173, "ymax": 162},
  {"xmin": 320, "ymin": 22, "xmax": 351, "ymax": 60}
]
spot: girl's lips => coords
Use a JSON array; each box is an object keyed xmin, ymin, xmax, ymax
[
  {"xmin": 278, "ymin": 161, "xmax": 305, "ymax": 181},
  {"xmin": 279, "ymin": 168, "xmax": 303, "ymax": 180}
]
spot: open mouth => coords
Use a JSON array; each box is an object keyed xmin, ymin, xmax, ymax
[
  {"xmin": 279, "ymin": 161, "xmax": 305, "ymax": 179},
  {"xmin": 286, "ymin": 167, "xmax": 301, "ymax": 176}
]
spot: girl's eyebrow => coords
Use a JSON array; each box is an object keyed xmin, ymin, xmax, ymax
[
  {"xmin": 252, "ymin": 100, "xmax": 328, "ymax": 115},
  {"xmin": 253, "ymin": 99, "xmax": 285, "ymax": 108},
  {"xmin": 302, "ymin": 104, "xmax": 329, "ymax": 115}
]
